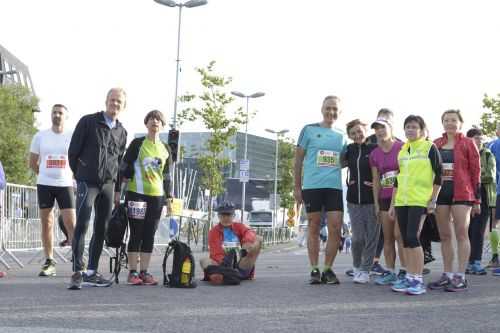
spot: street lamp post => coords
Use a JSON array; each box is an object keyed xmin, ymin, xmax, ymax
[
  {"xmin": 265, "ymin": 128, "xmax": 289, "ymax": 244},
  {"xmin": 154, "ymin": 0, "xmax": 207, "ymax": 129},
  {"xmin": 231, "ymin": 91, "xmax": 265, "ymax": 223}
]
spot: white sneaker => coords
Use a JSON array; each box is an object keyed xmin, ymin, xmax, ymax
[{"xmin": 354, "ymin": 271, "xmax": 370, "ymax": 284}]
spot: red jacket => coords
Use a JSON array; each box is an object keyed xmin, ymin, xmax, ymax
[
  {"xmin": 434, "ymin": 132, "xmax": 481, "ymax": 204},
  {"xmin": 208, "ymin": 222, "xmax": 257, "ymax": 264}
]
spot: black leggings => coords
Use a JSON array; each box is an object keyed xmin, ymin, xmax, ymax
[
  {"xmin": 396, "ymin": 206, "xmax": 427, "ymax": 248},
  {"xmin": 468, "ymin": 186, "xmax": 489, "ymax": 262},
  {"xmin": 126, "ymin": 191, "xmax": 163, "ymax": 253},
  {"xmin": 375, "ymin": 229, "xmax": 384, "ymax": 258}
]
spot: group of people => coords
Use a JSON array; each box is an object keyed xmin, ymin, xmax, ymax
[
  {"xmin": 21, "ymin": 87, "xmax": 262, "ymax": 289},
  {"xmin": 295, "ymin": 95, "xmax": 500, "ymax": 295}
]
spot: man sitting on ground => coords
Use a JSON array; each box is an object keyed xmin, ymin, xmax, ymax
[{"xmin": 200, "ymin": 201, "xmax": 262, "ymax": 284}]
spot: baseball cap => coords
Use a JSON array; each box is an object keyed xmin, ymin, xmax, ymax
[
  {"xmin": 371, "ymin": 117, "xmax": 393, "ymax": 129},
  {"xmin": 217, "ymin": 201, "xmax": 235, "ymax": 214}
]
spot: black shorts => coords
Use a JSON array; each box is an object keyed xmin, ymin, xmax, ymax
[
  {"xmin": 436, "ymin": 181, "xmax": 473, "ymax": 206},
  {"xmin": 302, "ymin": 188, "xmax": 343, "ymax": 213},
  {"xmin": 496, "ymin": 195, "xmax": 500, "ymax": 220},
  {"xmin": 37, "ymin": 185, "xmax": 75, "ymax": 209},
  {"xmin": 378, "ymin": 198, "xmax": 392, "ymax": 212}
]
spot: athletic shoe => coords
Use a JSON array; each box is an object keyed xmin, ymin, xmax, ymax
[
  {"xmin": 428, "ymin": 273, "xmax": 450, "ymax": 290},
  {"xmin": 470, "ymin": 262, "xmax": 487, "ymax": 276},
  {"xmin": 139, "ymin": 272, "xmax": 158, "ymax": 286},
  {"xmin": 127, "ymin": 272, "xmax": 143, "ymax": 285},
  {"xmin": 397, "ymin": 269, "xmax": 407, "ymax": 281},
  {"xmin": 39, "ymin": 259, "xmax": 56, "ymax": 277},
  {"xmin": 422, "ymin": 268, "xmax": 431, "ymax": 275},
  {"xmin": 59, "ymin": 239, "xmax": 70, "ymax": 247},
  {"xmin": 486, "ymin": 254, "xmax": 499, "ymax": 269},
  {"xmin": 82, "ymin": 272, "xmax": 112, "ymax": 287},
  {"xmin": 492, "ymin": 267, "xmax": 500, "ymax": 276},
  {"xmin": 321, "ymin": 269, "xmax": 340, "ymax": 285},
  {"xmin": 375, "ymin": 271, "xmax": 397, "ymax": 285},
  {"xmin": 345, "ymin": 268, "xmax": 355, "ymax": 277},
  {"xmin": 370, "ymin": 262, "xmax": 386, "ymax": 276},
  {"xmin": 406, "ymin": 279, "xmax": 426, "ymax": 295},
  {"xmin": 68, "ymin": 271, "xmax": 82, "ymax": 290},
  {"xmin": 391, "ymin": 278, "xmax": 410, "ymax": 292},
  {"xmin": 445, "ymin": 275, "xmax": 468, "ymax": 292},
  {"xmin": 310, "ymin": 268, "xmax": 321, "ymax": 285},
  {"xmin": 424, "ymin": 252, "xmax": 436, "ymax": 265},
  {"xmin": 353, "ymin": 271, "xmax": 370, "ymax": 284}
]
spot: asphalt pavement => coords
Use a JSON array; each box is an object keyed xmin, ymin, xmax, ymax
[{"xmin": 1, "ymin": 243, "xmax": 499, "ymax": 333}]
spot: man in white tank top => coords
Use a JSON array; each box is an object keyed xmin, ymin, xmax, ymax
[{"xmin": 29, "ymin": 104, "xmax": 76, "ymax": 277}]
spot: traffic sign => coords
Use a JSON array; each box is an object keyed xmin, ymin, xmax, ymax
[
  {"xmin": 239, "ymin": 170, "xmax": 249, "ymax": 183},
  {"xmin": 240, "ymin": 159, "xmax": 250, "ymax": 171}
]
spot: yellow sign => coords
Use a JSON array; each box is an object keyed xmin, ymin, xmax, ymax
[{"xmin": 170, "ymin": 198, "xmax": 184, "ymax": 216}]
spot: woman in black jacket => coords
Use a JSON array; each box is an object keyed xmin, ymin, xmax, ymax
[{"xmin": 343, "ymin": 119, "xmax": 381, "ymax": 284}]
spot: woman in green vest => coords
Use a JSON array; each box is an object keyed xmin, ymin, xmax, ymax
[
  {"xmin": 388, "ymin": 115, "xmax": 442, "ymax": 295},
  {"xmin": 120, "ymin": 110, "xmax": 172, "ymax": 286}
]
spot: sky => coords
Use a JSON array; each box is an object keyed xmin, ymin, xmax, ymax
[{"xmin": 2, "ymin": 0, "xmax": 500, "ymax": 142}]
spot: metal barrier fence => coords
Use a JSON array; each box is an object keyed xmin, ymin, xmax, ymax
[{"xmin": 0, "ymin": 182, "xmax": 294, "ymax": 270}]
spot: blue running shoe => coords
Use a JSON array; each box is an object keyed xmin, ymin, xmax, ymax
[
  {"xmin": 391, "ymin": 278, "xmax": 410, "ymax": 292},
  {"xmin": 493, "ymin": 267, "xmax": 500, "ymax": 276},
  {"xmin": 471, "ymin": 262, "xmax": 487, "ymax": 276},
  {"xmin": 370, "ymin": 262, "xmax": 386, "ymax": 276},
  {"xmin": 375, "ymin": 271, "xmax": 397, "ymax": 285},
  {"xmin": 406, "ymin": 279, "xmax": 426, "ymax": 295}
]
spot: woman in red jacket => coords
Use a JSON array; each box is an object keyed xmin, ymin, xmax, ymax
[{"xmin": 428, "ymin": 110, "xmax": 481, "ymax": 292}]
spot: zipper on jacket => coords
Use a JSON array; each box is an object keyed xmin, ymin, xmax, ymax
[{"xmin": 357, "ymin": 145, "xmax": 361, "ymax": 204}]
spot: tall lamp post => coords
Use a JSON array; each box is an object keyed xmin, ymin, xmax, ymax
[
  {"xmin": 266, "ymin": 128, "xmax": 289, "ymax": 244},
  {"xmin": 154, "ymin": 0, "xmax": 207, "ymax": 129},
  {"xmin": 231, "ymin": 91, "xmax": 265, "ymax": 223}
]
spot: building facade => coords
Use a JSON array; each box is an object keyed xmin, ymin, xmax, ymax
[{"xmin": 0, "ymin": 44, "xmax": 35, "ymax": 94}]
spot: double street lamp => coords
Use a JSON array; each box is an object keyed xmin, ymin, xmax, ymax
[
  {"xmin": 231, "ymin": 91, "xmax": 265, "ymax": 223},
  {"xmin": 265, "ymin": 128, "xmax": 289, "ymax": 243},
  {"xmin": 153, "ymin": 0, "xmax": 208, "ymax": 129}
]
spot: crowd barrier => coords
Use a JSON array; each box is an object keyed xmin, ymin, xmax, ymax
[{"xmin": 0, "ymin": 183, "xmax": 294, "ymax": 270}]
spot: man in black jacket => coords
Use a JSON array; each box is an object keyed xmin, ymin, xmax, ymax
[{"xmin": 68, "ymin": 88, "xmax": 128, "ymax": 290}]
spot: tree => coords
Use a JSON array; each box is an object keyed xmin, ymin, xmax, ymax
[
  {"xmin": 277, "ymin": 136, "xmax": 295, "ymax": 226},
  {"xmin": 480, "ymin": 93, "xmax": 500, "ymax": 137},
  {"xmin": 0, "ymin": 85, "xmax": 38, "ymax": 185},
  {"xmin": 178, "ymin": 61, "xmax": 246, "ymax": 231}
]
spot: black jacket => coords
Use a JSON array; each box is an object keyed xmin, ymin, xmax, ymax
[
  {"xmin": 120, "ymin": 136, "xmax": 173, "ymax": 200},
  {"xmin": 345, "ymin": 142, "xmax": 377, "ymax": 204},
  {"xmin": 68, "ymin": 111, "xmax": 127, "ymax": 189}
]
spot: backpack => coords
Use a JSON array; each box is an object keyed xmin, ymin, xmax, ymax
[
  {"xmin": 162, "ymin": 240, "xmax": 197, "ymax": 288},
  {"xmin": 106, "ymin": 203, "xmax": 129, "ymax": 284}
]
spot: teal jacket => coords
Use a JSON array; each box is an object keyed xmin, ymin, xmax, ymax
[{"xmin": 480, "ymin": 147, "xmax": 496, "ymax": 208}]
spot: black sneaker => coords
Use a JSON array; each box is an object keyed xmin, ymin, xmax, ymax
[
  {"xmin": 422, "ymin": 268, "xmax": 431, "ymax": 275},
  {"xmin": 486, "ymin": 254, "xmax": 499, "ymax": 269},
  {"xmin": 428, "ymin": 273, "xmax": 451, "ymax": 290},
  {"xmin": 309, "ymin": 268, "xmax": 321, "ymax": 285},
  {"xmin": 345, "ymin": 268, "xmax": 354, "ymax": 277},
  {"xmin": 68, "ymin": 271, "xmax": 82, "ymax": 290},
  {"xmin": 321, "ymin": 269, "xmax": 340, "ymax": 285},
  {"xmin": 445, "ymin": 275, "xmax": 468, "ymax": 292},
  {"xmin": 82, "ymin": 272, "xmax": 112, "ymax": 287},
  {"xmin": 39, "ymin": 259, "xmax": 56, "ymax": 277}
]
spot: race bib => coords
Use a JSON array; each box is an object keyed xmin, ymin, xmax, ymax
[
  {"xmin": 46, "ymin": 154, "xmax": 67, "ymax": 169},
  {"xmin": 223, "ymin": 228, "xmax": 240, "ymax": 251},
  {"xmin": 442, "ymin": 163, "xmax": 454, "ymax": 181},
  {"xmin": 128, "ymin": 201, "xmax": 147, "ymax": 220},
  {"xmin": 380, "ymin": 170, "xmax": 398, "ymax": 189},
  {"xmin": 316, "ymin": 150, "xmax": 339, "ymax": 168}
]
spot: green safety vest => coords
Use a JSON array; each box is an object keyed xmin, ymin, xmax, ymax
[{"xmin": 395, "ymin": 138, "xmax": 434, "ymax": 207}]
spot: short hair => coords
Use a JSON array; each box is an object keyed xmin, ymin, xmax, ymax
[
  {"xmin": 144, "ymin": 110, "xmax": 166, "ymax": 126},
  {"xmin": 323, "ymin": 95, "xmax": 340, "ymax": 104},
  {"xmin": 403, "ymin": 115, "xmax": 427, "ymax": 131},
  {"xmin": 466, "ymin": 128, "xmax": 482, "ymax": 138},
  {"xmin": 377, "ymin": 108, "xmax": 394, "ymax": 119},
  {"xmin": 441, "ymin": 109, "xmax": 464, "ymax": 123},
  {"xmin": 106, "ymin": 88, "xmax": 127, "ymax": 102},
  {"xmin": 346, "ymin": 119, "xmax": 367, "ymax": 134},
  {"xmin": 52, "ymin": 104, "xmax": 67, "ymax": 111}
]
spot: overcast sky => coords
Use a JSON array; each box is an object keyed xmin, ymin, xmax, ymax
[{"xmin": 2, "ymin": 0, "xmax": 500, "ymax": 141}]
